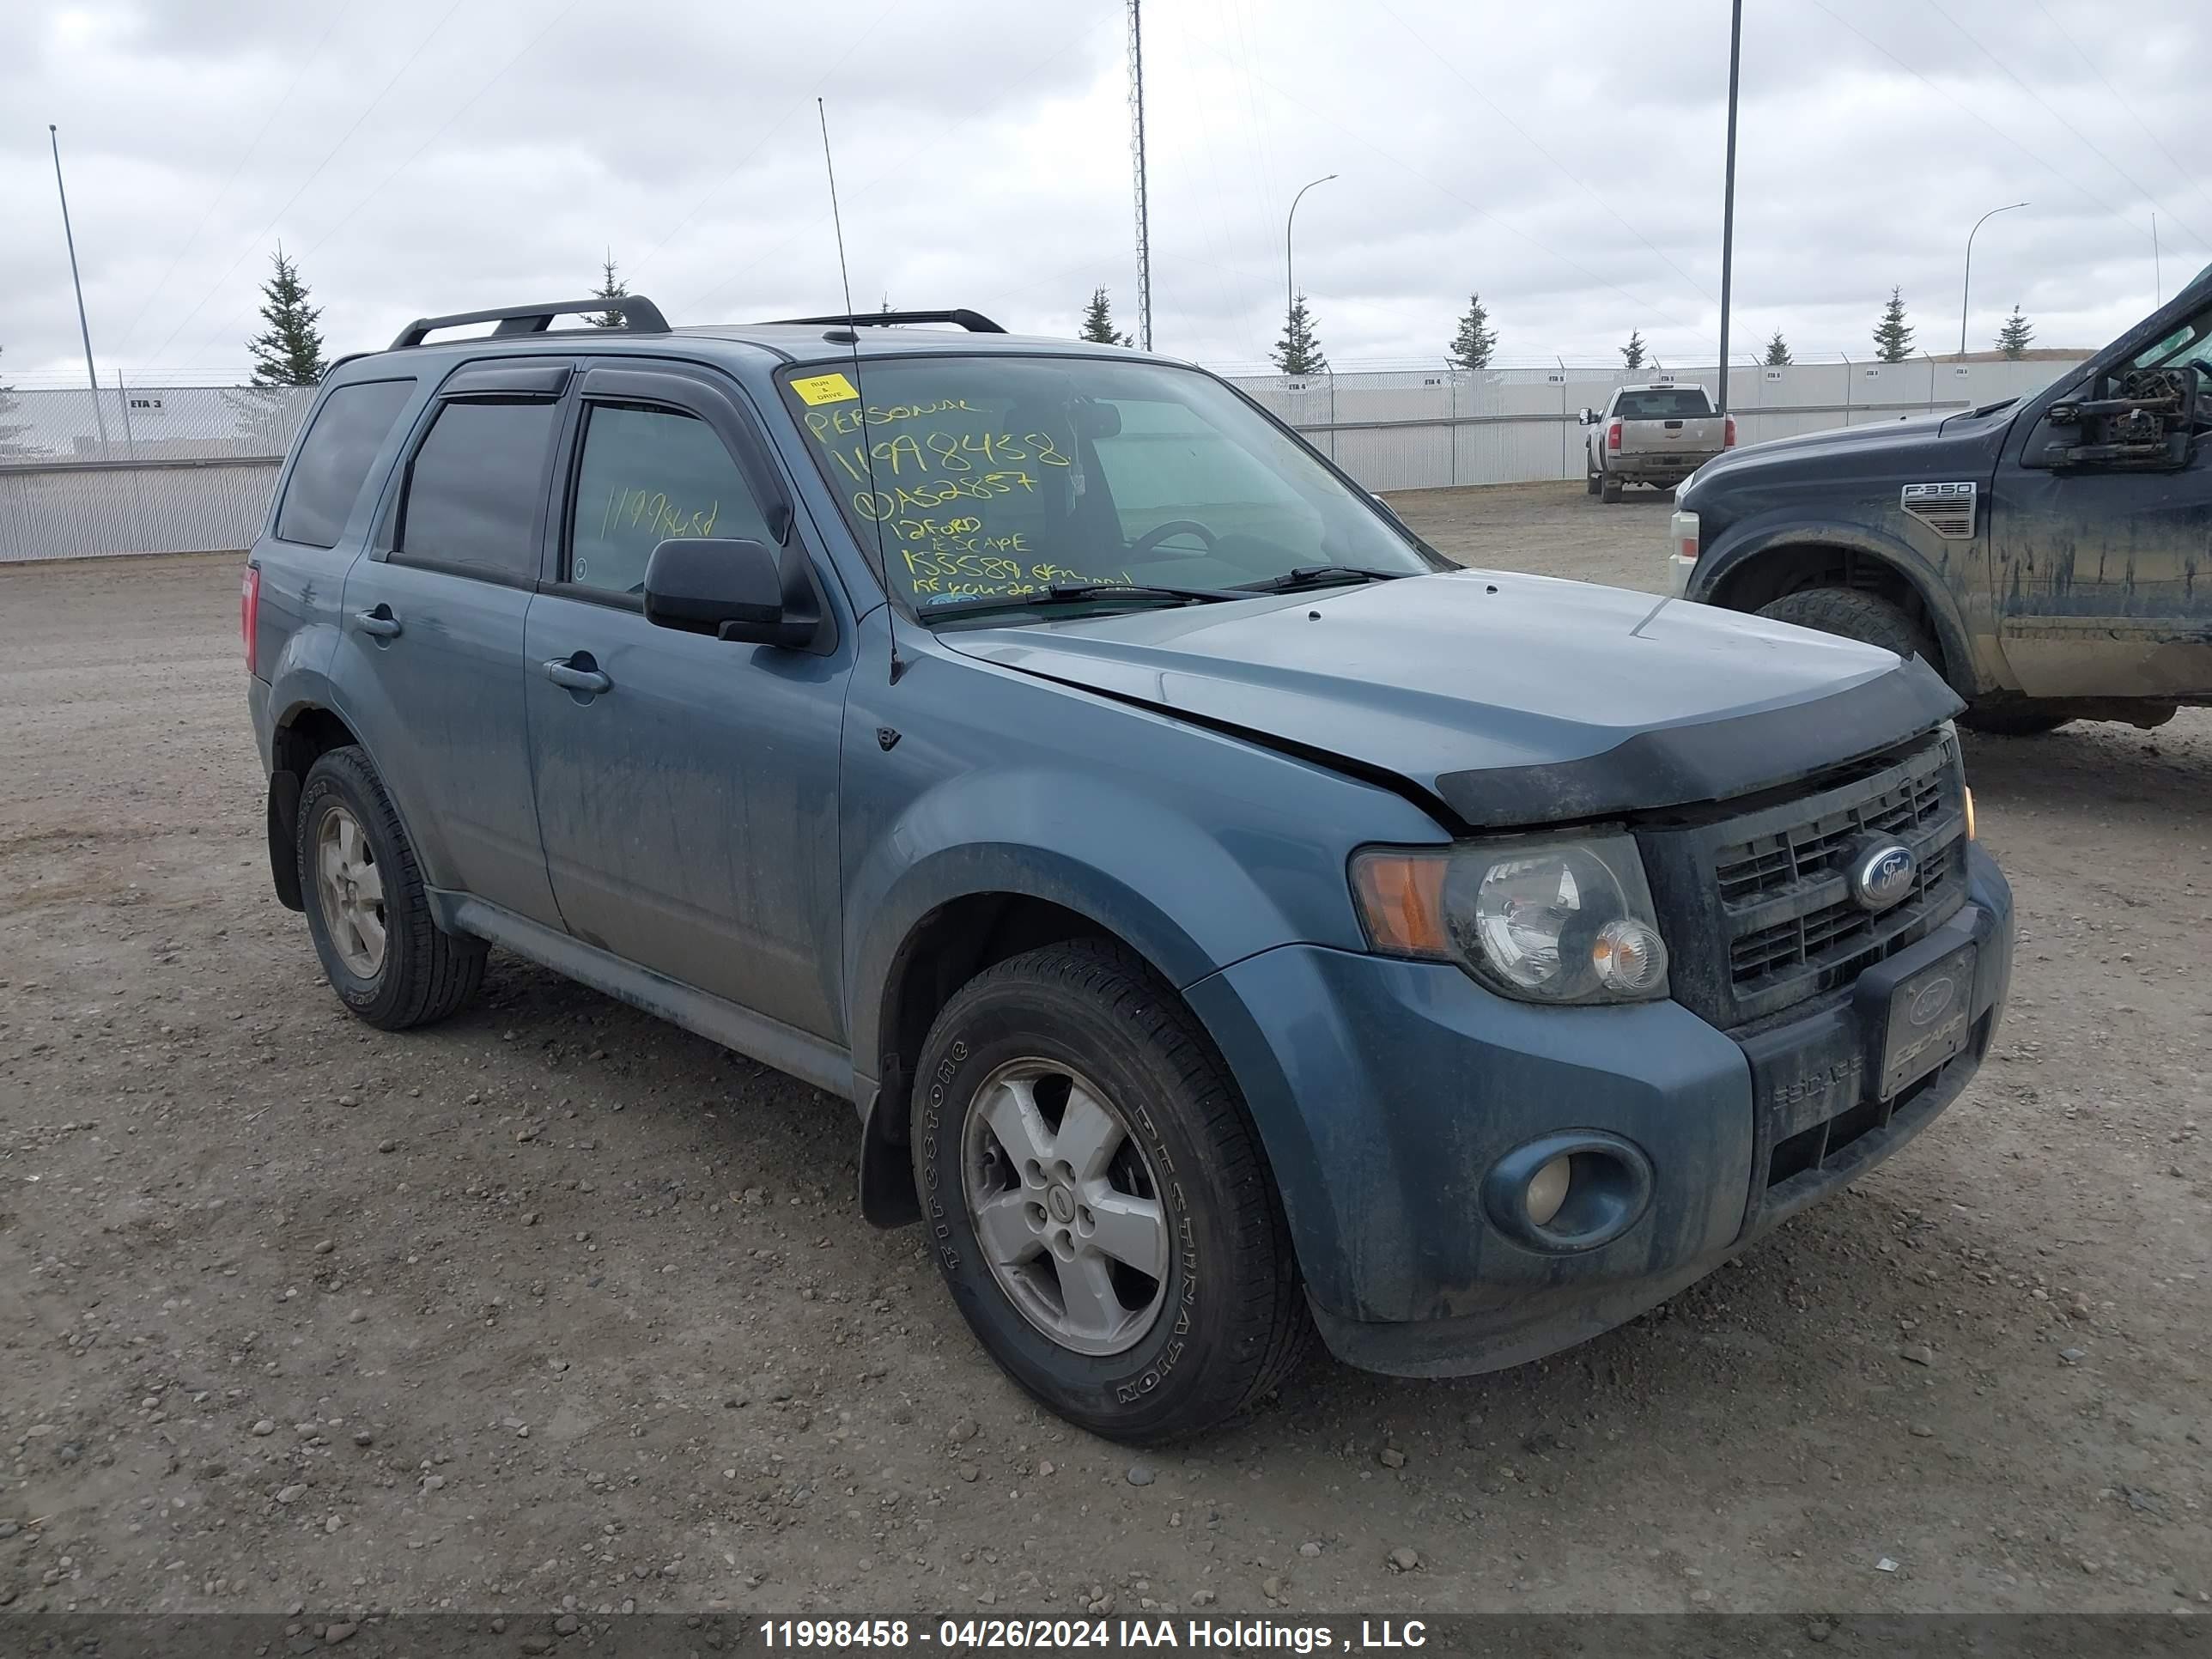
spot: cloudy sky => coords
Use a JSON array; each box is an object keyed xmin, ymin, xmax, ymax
[{"xmin": 4, "ymin": 0, "xmax": 2209, "ymax": 385}]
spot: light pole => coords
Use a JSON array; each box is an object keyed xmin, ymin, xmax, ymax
[
  {"xmin": 49, "ymin": 124, "xmax": 109, "ymax": 449},
  {"xmin": 1960, "ymin": 201, "xmax": 2027, "ymax": 356},
  {"xmin": 1285, "ymin": 173, "xmax": 1337, "ymax": 330},
  {"xmin": 1715, "ymin": 0, "xmax": 1741, "ymax": 414}
]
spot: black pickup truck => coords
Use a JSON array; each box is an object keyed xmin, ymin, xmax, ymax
[{"xmin": 1670, "ymin": 263, "xmax": 2212, "ymax": 734}]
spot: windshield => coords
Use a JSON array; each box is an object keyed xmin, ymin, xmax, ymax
[
  {"xmin": 780, "ymin": 355, "xmax": 1437, "ymax": 614},
  {"xmin": 1613, "ymin": 388, "xmax": 1712, "ymax": 419}
]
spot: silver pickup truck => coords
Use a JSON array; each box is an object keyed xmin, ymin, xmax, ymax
[{"xmin": 1581, "ymin": 383, "xmax": 1735, "ymax": 501}]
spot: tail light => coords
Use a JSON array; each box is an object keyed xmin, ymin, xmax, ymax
[
  {"xmin": 1606, "ymin": 420, "xmax": 1622, "ymax": 452},
  {"xmin": 1724, "ymin": 415, "xmax": 1738, "ymax": 447},
  {"xmin": 240, "ymin": 564, "xmax": 261, "ymax": 675}
]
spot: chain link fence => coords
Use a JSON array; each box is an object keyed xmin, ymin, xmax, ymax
[
  {"xmin": 1, "ymin": 354, "xmax": 2083, "ymax": 563},
  {"xmin": 0, "ymin": 380, "xmax": 316, "ymax": 564}
]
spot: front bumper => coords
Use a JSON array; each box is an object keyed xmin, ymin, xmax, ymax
[{"xmin": 1186, "ymin": 845, "xmax": 2012, "ymax": 1377}]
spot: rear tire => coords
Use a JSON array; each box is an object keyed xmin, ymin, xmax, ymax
[
  {"xmin": 1584, "ymin": 465, "xmax": 1601, "ymax": 495},
  {"xmin": 297, "ymin": 746, "xmax": 487, "ymax": 1031},
  {"xmin": 1600, "ymin": 474, "xmax": 1623, "ymax": 503},
  {"xmin": 1960, "ymin": 705, "xmax": 2075, "ymax": 737},
  {"xmin": 1755, "ymin": 586, "xmax": 1936, "ymax": 666},
  {"xmin": 910, "ymin": 939, "xmax": 1310, "ymax": 1443}
]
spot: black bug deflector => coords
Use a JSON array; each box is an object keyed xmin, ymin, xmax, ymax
[{"xmin": 1433, "ymin": 653, "xmax": 1963, "ymax": 829}]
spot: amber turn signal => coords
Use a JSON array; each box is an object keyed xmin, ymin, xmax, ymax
[
  {"xmin": 1350, "ymin": 849, "xmax": 1452, "ymax": 959},
  {"xmin": 1963, "ymin": 785, "xmax": 1977, "ymax": 842}
]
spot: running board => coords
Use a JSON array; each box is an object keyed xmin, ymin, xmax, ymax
[{"xmin": 432, "ymin": 891, "xmax": 855, "ymax": 1103}]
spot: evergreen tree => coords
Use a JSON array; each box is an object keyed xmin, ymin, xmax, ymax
[
  {"xmin": 1619, "ymin": 329, "xmax": 1646, "ymax": 371},
  {"xmin": 590, "ymin": 252, "xmax": 628, "ymax": 327},
  {"xmin": 1079, "ymin": 286, "xmax": 1131, "ymax": 346},
  {"xmin": 1762, "ymin": 331, "xmax": 1793, "ymax": 367},
  {"xmin": 0, "ymin": 347, "xmax": 36, "ymax": 458},
  {"xmin": 1996, "ymin": 305, "xmax": 2034, "ymax": 359},
  {"xmin": 1273, "ymin": 292, "xmax": 1328, "ymax": 375},
  {"xmin": 1873, "ymin": 287, "xmax": 1915, "ymax": 363},
  {"xmin": 247, "ymin": 246, "xmax": 328, "ymax": 386},
  {"xmin": 1448, "ymin": 292, "xmax": 1498, "ymax": 369}
]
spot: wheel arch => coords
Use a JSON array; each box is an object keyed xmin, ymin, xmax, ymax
[
  {"xmin": 264, "ymin": 702, "xmax": 368, "ymax": 911},
  {"xmin": 1694, "ymin": 524, "xmax": 1981, "ymax": 696},
  {"xmin": 854, "ymin": 879, "xmax": 1214, "ymax": 1229}
]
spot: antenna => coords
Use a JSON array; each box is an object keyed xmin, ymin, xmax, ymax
[
  {"xmin": 817, "ymin": 99, "xmax": 905, "ymax": 682},
  {"xmin": 1127, "ymin": 0, "xmax": 1152, "ymax": 351}
]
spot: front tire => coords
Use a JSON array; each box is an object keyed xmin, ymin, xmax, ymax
[
  {"xmin": 1960, "ymin": 705, "xmax": 2075, "ymax": 737},
  {"xmin": 1756, "ymin": 586, "xmax": 1936, "ymax": 665},
  {"xmin": 910, "ymin": 940, "xmax": 1309, "ymax": 1442},
  {"xmin": 296, "ymin": 746, "xmax": 486, "ymax": 1031}
]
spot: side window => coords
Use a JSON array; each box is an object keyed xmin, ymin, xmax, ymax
[
  {"xmin": 393, "ymin": 397, "xmax": 559, "ymax": 584},
  {"xmin": 274, "ymin": 379, "xmax": 415, "ymax": 548},
  {"xmin": 566, "ymin": 404, "xmax": 772, "ymax": 595}
]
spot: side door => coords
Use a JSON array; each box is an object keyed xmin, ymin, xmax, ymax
[
  {"xmin": 1990, "ymin": 299, "xmax": 2212, "ymax": 700},
  {"xmin": 523, "ymin": 363, "xmax": 853, "ymax": 1042},
  {"xmin": 336, "ymin": 362, "xmax": 569, "ymax": 927}
]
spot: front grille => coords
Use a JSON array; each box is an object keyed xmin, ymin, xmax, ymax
[
  {"xmin": 1639, "ymin": 731, "xmax": 1971, "ymax": 1030},
  {"xmin": 1713, "ymin": 767, "xmax": 1946, "ymax": 905},
  {"xmin": 1728, "ymin": 838, "xmax": 1959, "ymax": 986}
]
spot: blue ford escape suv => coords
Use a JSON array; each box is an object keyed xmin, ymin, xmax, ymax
[{"xmin": 245, "ymin": 298, "xmax": 2013, "ymax": 1440}]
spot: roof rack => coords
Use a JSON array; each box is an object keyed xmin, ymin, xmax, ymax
[
  {"xmin": 388, "ymin": 296, "xmax": 670, "ymax": 351},
  {"xmin": 768, "ymin": 308, "xmax": 1006, "ymax": 334}
]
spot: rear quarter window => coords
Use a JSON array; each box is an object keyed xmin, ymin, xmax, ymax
[{"xmin": 274, "ymin": 379, "xmax": 416, "ymax": 549}]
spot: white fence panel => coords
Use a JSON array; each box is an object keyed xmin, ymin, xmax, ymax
[{"xmin": 0, "ymin": 357, "xmax": 2089, "ymax": 562}]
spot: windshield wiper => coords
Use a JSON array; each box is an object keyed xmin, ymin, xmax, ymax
[
  {"xmin": 1235, "ymin": 564, "xmax": 1416, "ymax": 593},
  {"xmin": 915, "ymin": 580, "xmax": 1243, "ymax": 623}
]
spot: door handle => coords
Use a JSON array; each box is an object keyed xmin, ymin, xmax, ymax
[
  {"xmin": 542, "ymin": 657, "xmax": 612, "ymax": 695},
  {"xmin": 355, "ymin": 607, "xmax": 403, "ymax": 639}
]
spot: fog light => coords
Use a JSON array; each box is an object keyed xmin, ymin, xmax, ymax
[{"xmin": 1525, "ymin": 1154, "xmax": 1572, "ymax": 1227}]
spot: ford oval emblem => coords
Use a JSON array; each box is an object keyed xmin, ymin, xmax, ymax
[
  {"xmin": 1907, "ymin": 975, "xmax": 1956, "ymax": 1028},
  {"xmin": 1850, "ymin": 842, "xmax": 1917, "ymax": 912}
]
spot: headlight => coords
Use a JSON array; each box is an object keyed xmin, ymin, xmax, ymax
[{"xmin": 1351, "ymin": 831, "xmax": 1670, "ymax": 1005}]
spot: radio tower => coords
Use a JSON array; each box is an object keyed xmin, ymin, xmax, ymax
[{"xmin": 1127, "ymin": 0, "xmax": 1152, "ymax": 350}]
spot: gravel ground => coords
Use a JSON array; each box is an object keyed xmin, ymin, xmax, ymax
[{"xmin": 1, "ymin": 483, "xmax": 2206, "ymax": 1621}]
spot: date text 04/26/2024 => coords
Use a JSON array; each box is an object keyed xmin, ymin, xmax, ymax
[{"xmin": 757, "ymin": 1620, "xmax": 1431, "ymax": 1650}]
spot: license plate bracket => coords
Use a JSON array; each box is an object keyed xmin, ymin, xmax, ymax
[{"xmin": 1869, "ymin": 941, "xmax": 1978, "ymax": 1100}]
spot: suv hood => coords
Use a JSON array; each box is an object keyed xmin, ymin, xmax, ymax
[{"xmin": 941, "ymin": 569, "xmax": 1961, "ymax": 829}]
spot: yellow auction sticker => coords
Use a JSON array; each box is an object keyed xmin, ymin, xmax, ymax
[{"xmin": 790, "ymin": 372, "xmax": 860, "ymax": 406}]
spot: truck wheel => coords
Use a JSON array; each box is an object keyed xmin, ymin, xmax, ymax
[
  {"xmin": 1600, "ymin": 475, "xmax": 1623, "ymax": 502},
  {"xmin": 1584, "ymin": 466, "xmax": 1601, "ymax": 496},
  {"xmin": 910, "ymin": 939, "xmax": 1310, "ymax": 1442},
  {"xmin": 1756, "ymin": 586, "xmax": 1936, "ymax": 665},
  {"xmin": 296, "ymin": 746, "xmax": 486, "ymax": 1031},
  {"xmin": 1960, "ymin": 705, "xmax": 2075, "ymax": 737}
]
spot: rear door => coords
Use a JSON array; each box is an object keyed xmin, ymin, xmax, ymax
[
  {"xmin": 335, "ymin": 362, "xmax": 568, "ymax": 927},
  {"xmin": 521, "ymin": 362, "xmax": 851, "ymax": 1041}
]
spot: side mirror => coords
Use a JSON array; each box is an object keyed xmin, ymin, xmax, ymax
[
  {"xmin": 2037, "ymin": 364, "xmax": 2199, "ymax": 471},
  {"xmin": 1577, "ymin": 408, "xmax": 1595, "ymax": 425},
  {"xmin": 643, "ymin": 537, "xmax": 822, "ymax": 648}
]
